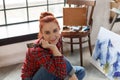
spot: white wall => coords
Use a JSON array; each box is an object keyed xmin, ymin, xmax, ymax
[
  {"xmin": 91, "ymin": 0, "xmax": 120, "ymax": 45},
  {"xmin": 91, "ymin": 0, "xmax": 110, "ymax": 44},
  {"xmin": 0, "ymin": 40, "xmax": 35, "ymax": 67}
]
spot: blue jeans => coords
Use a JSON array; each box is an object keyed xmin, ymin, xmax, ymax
[
  {"xmin": 32, "ymin": 58, "xmax": 85, "ymax": 80},
  {"xmin": 73, "ymin": 66, "xmax": 85, "ymax": 80}
]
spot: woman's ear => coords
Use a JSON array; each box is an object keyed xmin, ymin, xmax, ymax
[
  {"xmin": 38, "ymin": 32, "xmax": 43, "ymax": 39},
  {"xmin": 41, "ymin": 36, "xmax": 44, "ymax": 39}
]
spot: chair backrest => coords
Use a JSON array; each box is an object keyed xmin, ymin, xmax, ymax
[
  {"xmin": 63, "ymin": 7, "xmax": 87, "ymax": 26},
  {"xmin": 63, "ymin": 0, "xmax": 96, "ymax": 27},
  {"xmin": 110, "ymin": 1, "xmax": 120, "ymax": 18}
]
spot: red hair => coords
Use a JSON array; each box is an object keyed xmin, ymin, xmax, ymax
[{"xmin": 38, "ymin": 12, "xmax": 60, "ymax": 38}]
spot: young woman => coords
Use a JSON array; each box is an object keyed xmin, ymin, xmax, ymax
[{"xmin": 21, "ymin": 12, "xmax": 85, "ymax": 80}]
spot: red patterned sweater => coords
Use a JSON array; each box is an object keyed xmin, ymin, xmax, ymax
[{"xmin": 21, "ymin": 39, "xmax": 67, "ymax": 80}]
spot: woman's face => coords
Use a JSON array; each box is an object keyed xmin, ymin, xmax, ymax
[{"xmin": 41, "ymin": 22, "xmax": 60, "ymax": 45}]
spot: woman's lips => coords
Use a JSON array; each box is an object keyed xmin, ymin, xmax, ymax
[{"xmin": 50, "ymin": 38, "xmax": 57, "ymax": 42}]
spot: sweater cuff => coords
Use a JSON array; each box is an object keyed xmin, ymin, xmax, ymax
[{"xmin": 53, "ymin": 56, "xmax": 64, "ymax": 61}]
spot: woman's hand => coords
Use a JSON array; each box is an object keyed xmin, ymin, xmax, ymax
[
  {"xmin": 40, "ymin": 39, "xmax": 62, "ymax": 56},
  {"xmin": 69, "ymin": 74, "xmax": 78, "ymax": 80},
  {"xmin": 40, "ymin": 39, "xmax": 55, "ymax": 49}
]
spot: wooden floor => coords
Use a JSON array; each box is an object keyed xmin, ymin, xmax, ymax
[
  {"xmin": 0, "ymin": 47, "xmax": 109, "ymax": 80},
  {"xmin": 0, "ymin": 63, "xmax": 22, "ymax": 80}
]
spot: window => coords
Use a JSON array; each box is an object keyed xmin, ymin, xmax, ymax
[
  {"xmin": 0, "ymin": 0, "xmax": 65, "ymax": 46},
  {"xmin": 6, "ymin": 9, "xmax": 27, "ymax": 24},
  {"xmin": 28, "ymin": 6, "xmax": 47, "ymax": 21},
  {"xmin": 28, "ymin": 0, "xmax": 47, "ymax": 6},
  {"xmin": 49, "ymin": 4, "xmax": 64, "ymax": 17},
  {"xmin": 49, "ymin": 0, "xmax": 64, "ymax": 4},
  {"xmin": 0, "ymin": 0, "xmax": 3, "ymax": 9},
  {"xmin": 0, "ymin": 11, "xmax": 5, "ymax": 25},
  {"xmin": 5, "ymin": 0, "xmax": 26, "ymax": 8},
  {"xmin": 0, "ymin": 0, "xmax": 64, "ymax": 26}
]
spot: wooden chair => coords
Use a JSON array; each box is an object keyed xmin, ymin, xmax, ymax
[
  {"xmin": 109, "ymin": 0, "xmax": 120, "ymax": 30},
  {"xmin": 61, "ymin": 0, "xmax": 96, "ymax": 66}
]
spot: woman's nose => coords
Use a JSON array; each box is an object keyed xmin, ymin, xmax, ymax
[{"xmin": 50, "ymin": 33, "xmax": 56, "ymax": 39}]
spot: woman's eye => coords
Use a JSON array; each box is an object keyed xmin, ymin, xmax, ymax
[
  {"xmin": 45, "ymin": 31, "xmax": 50, "ymax": 34},
  {"xmin": 53, "ymin": 29, "xmax": 58, "ymax": 33}
]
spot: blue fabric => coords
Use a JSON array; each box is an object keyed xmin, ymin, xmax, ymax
[
  {"xmin": 32, "ymin": 66, "xmax": 57, "ymax": 80},
  {"xmin": 32, "ymin": 58, "xmax": 85, "ymax": 80},
  {"xmin": 73, "ymin": 66, "xmax": 85, "ymax": 80},
  {"xmin": 64, "ymin": 57, "xmax": 73, "ymax": 75}
]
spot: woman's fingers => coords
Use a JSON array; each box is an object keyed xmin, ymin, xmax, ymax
[{"xmin": 40, "ymin": 39, "xmax": 49, "ymax": 48}]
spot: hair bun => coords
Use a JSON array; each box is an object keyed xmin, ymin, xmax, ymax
[{"xmin": 40, "ymin": 12, "xmax": 54, "ymax": 19}]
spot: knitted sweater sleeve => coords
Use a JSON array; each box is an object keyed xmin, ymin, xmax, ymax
[{"xmin": 21, "ymin": 48, "xmax": 36, "ymax": 80}]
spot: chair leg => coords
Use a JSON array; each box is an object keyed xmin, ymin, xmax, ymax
[
  {"xmin": 110, "ymin": 14, "xmax": 118, "ymax": 30},
  {"xmin": 88, "ymin": 35, "xmax": 92, "ymax": 56},
  {"xmin": 79, "ymin": 37, "xmax": 83, "ymax": 66},
  {"xmin": 70, "ymin": 38, "xmax": 73, "ymax": 53}
]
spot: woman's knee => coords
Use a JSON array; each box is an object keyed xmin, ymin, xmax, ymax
[
  {"xmin": 79, "ymin": 67, "xmax": 85, "ymax": 78},
  {"xmin": 73, "ymin": 66, "xmax": 86, "ymax": 80}
]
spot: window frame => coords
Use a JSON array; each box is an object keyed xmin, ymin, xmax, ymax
[
  {"xmin": 0, "ymin": 0, "xmax": 65, "ymax": 46},
  {"xmin": 0, "ymin": 0, "xmax": 65, "ymax": 26}
]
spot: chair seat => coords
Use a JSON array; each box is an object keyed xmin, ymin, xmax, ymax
[{"xmin": 61, "ymin": 28, "xmax": 90, "ymax": 38}]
